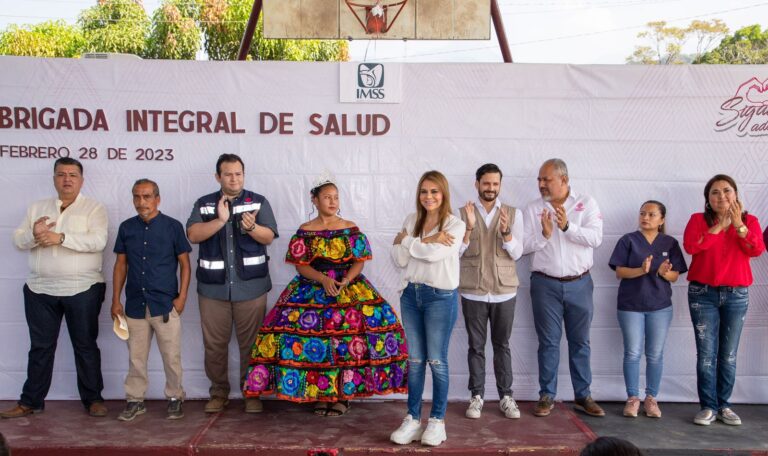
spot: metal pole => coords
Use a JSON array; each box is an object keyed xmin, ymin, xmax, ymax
[
  {"xmin": 490, "ymin": 0, "xmax": 513, "ymax": 63},
  {"xmin": 237, "ymin": 0, "xmax": 263, "ymax": 61}
]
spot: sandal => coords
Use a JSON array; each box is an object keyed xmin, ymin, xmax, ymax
[
  {"xmin": 325, "ymin": 401, "xmax": 350, "ymax": 417},
  {"xmin": 313, "ymin": 402, "xmax": 330, "ymax": 416}
]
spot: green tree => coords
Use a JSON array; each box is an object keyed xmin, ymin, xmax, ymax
[
  {"xmin": 626, "ymin": 19, "xmax": 728, "ymax": 64},
  {"xmin": 700, "ymin": 24, "xmax": 768, "ymax": 64},
  {"xmin": 199, "ymin": 0, "xmax": 348, "ymax": 61},
  {"xmin": 146, "ymin": 0, "xmax": 202, "ymax": 59},
  {"xmin": 78, "ymin": 0, "xmax": 150, "ymax": 56},
  {"xmin": 0, "ymin": 20, "xmax": 85, "ymax": 57}
]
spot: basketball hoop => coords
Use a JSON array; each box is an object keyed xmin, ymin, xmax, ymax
[{"xmin": 345, "ymin": 0, "xmax": 408, "ymax": 35}]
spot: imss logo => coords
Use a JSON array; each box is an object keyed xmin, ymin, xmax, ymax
[{"xmin": 357, "ymin": 63, "xmax": 385, "ymax": 100}]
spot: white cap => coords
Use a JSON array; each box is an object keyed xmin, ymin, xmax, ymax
[{"xmin": 113, "ymin": 314, "xmax": 129, "ymax": 340}]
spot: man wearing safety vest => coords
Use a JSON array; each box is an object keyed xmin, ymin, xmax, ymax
[{"xmin": 186, "ymin": 154, "xmax": 278, "ymax": 414}]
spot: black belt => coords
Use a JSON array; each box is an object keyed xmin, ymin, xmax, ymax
[
  {"xmin": 534, "ymin": 270, "xmax": 590, "ymax": 282},
  {"xmin": 690, "ymin": 281, "xmax": 745, "ymax": 292}
]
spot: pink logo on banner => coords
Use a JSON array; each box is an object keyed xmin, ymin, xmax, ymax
[{"xmin": 715, "ymin": 77, "xmax": 768, "ymax": 137}]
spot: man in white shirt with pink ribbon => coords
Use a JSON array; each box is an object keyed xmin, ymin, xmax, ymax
[{"xmin": 523, "ymin": 158, "xmax": 605, "ymax": 419}]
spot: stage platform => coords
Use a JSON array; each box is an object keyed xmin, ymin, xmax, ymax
[{"xmin": 1, "ymin": 400, "xmax": 767, "ymax": 455}]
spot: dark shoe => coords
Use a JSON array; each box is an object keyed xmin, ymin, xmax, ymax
[
  {"xmin": 88, "ymin": 401, "xmax": 108, "ymax": 417},
  {"xmin": 204, "ymin": 396, "xmax": 229, "ymax": 413},
  {"xmin": 573, "ymin": 396, "xmax": 605, "ymax": 417},
  {"xmin": 244, "ymin": 397, "xmax": 263, "ymax": 414},
  {"xmin": 533, "ymin": 395, "xmax": 555, "ymax": 417},
  {"xmin": 167, "ymin": 399, "xmax": 184, "ymax": 420},
  {"xmin": 117, "ymin": 401, "xmax": 146, "ymax": 421},
  {"xmin": 313, "ymin": 402, "xmax": 330, "ymax": 416},
  {"xmin": 325, "ymin": 401, "xmax": 350, "ymax": 417},
  {"xmin": 0, "ymin": 403, "xmax": 42, "ymax": 419}
]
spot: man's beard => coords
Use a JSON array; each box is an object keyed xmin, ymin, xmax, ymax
[{"xmin": 479, "ymin": 191, "xmax": 497, "ymax": 202}]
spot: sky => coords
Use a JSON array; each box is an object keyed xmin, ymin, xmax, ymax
[{"xmin": 0, "ymin": 0, "xmax": 766, "ymax": 63}]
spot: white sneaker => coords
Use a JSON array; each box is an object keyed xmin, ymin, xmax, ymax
[
  {"xmin": 465, "ymin": 395, "xmax": 483, "ymax": 419},
  {"xmin": 390, "ymin": 415, "xmax": 422, "ymax": 445},
  {"xmin": 500, "ymin": 395, "xmax": 520, "ymax": 419},
  {"xmin": 420, "ymin": 417, "xmax": 447, "ymax": 446}
]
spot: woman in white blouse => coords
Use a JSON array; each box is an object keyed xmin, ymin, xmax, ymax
[{"xmin": 389, "ymin": 170, "xmax": 465, "ymax": 447}]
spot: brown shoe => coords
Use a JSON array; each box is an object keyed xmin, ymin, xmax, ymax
[
  {"xmin": 205, "ymin": 397, "xmax": 230, "ymax": 413},
  {"xmin": 573, "ymin": 396, "xmax": 605, "ymax": 417},
  {"xmin": 0, "ymin": 403, "xmax": 41, "ymax": 419},
  {"xmin": 88, "ymin": 401, "xmax": 108, "ymax": 417},
  {"xmin": 623, "ymin": 396, "xmax": 640, "ymax": 417},
  {"xmin": 244, "ymin": 398, "xmax": 263, "ymax": 414},
  {"xmin": 533, "ymin": 395, "xmax": 555, "ymax": 417},
  {"xmin": 643, "ymin": 395, "xmax": 661, "ymax": 418}
]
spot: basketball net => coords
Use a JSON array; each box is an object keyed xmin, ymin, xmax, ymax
[{"xmin": 345, "ymin": 0, "xmax": 409, "ymax": 35}]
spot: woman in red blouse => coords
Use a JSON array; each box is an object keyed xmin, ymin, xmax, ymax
[{"xmin": 683, "ymin": 174, "xmax": 764, "ymax": 427}]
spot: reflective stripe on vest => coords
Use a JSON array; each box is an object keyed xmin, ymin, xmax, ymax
[
  {"xmin": 243, "ymin": 255, "xmax": 266, "ymax": 266},
  {"xmin": 233, "ymin": 203, "xmax": 261, "ymax": 214},
  {"xmin": 199, "ymin": 259, "xmax": 225, "ymax": 270}
]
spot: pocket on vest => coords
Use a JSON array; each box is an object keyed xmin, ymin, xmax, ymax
[
  {"xmin": 460, "ymin": 266, "xmax": 480, "ymax": 289},
  {"xmin": 496, "ymin": 266, "xmax": 518, "ymax": 287}
]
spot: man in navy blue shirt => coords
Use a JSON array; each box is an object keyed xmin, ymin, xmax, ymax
[{"xmin": 111, "ymin": 179, "xmax": 192, "ymax": 421}]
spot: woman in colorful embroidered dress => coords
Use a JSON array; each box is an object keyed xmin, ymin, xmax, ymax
[{"xmin": 243, "ymin": 173, "xmax": 408, "ymax": 417}]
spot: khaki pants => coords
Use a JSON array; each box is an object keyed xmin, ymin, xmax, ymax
[
  {"xmin": 125, "ymin": 307, "xmax": 184, "ymax": 401},
  {"xmin": 198, "ymin": 294, "xmax": 267, "ymax": 399}
]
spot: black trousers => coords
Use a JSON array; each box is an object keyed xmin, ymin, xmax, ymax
[{"xmin": 20, "ymin": 282, "xmax": 106, "ymax": 409}]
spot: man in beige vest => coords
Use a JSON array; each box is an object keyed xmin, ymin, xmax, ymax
[{"xmin": 459, "ymin": 164, "xmax": 523, "ymax": 420}]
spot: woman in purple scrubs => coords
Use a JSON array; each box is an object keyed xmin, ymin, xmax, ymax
[{"xmin": 609, "ymin": 200, "xmax": 687, "ymax": 419}]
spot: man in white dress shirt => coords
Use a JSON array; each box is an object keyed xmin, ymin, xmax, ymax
[
  {"xmin": 2, "ymin": 157, "xmax": 108, "ymax": 419},
  {"xmin": 458, "ymin": 164, "xmax": 523, "ymax": 420},
  {"xmin": 523, "ymin": 158, "xmax": 605, "ymax": 418}
]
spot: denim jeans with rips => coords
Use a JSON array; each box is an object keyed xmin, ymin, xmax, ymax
[
  {"xmin": 400, "ymin": 283, "xmax": 458, "ymax": 420},
  {"xmin": 687, "ymin": 282, "xmax": 749, "ymax": 411}
]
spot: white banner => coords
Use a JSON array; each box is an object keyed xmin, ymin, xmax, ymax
[{"xmin": 1, "ymin": 56, "xmax": 767, "ymax": 404}]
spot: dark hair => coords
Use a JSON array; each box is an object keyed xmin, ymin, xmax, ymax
[
  {"xmin": 0, "ymin": 432, "xmax": 10, "ymax": 456},
  {"xmin": 475, "ymin": 163, "xmax": 502, "ymax": 181},
  {"xmin": 54, "ymin": 157, "xmax": 83, "ymax": 175},
  {"xmin": 703, "ymin": 174, "xmax": 746, "ymax": 228},
  {"xmin": 580, "ymin": 437, "xmax": 644, "ymax": 456},
  {"xmin": 216, "ymin": 154, "xmax": 244, "ymax": 176},
  {"xmin": 133, "ymin": 178, "xmax": 160, "ymax": 197},
  {"xmin": 310, "ymin": 183, "xmax": 337, "ymax": 198},
  {"xmin": 413, "ymin": 170, "xmax": 452, "ymax": 237},
  {"xmin": 641, "ymin": 200, "xmax": 666, "ymax": 234}
]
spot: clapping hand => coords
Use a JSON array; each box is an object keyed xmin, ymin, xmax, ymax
[
  {"xmin": 553, "ymin": 204, "xmax": 568, "ymax": 231},
  {"xmin": 499, "ymin": 207, "xmax": 510, "ymax": 235},
  {"xmin": 464, "ymin": 202, "xmax": 476, "ymax": 231},
  {"xmin": 541, "ymin": 208, "xmax": 554, "ymax": 239},
  {"xmin": 642, "ymin": 255, "xmax": 653, "ymax": 274},
  {"xmin": 217, "ymin": 194, "xmax": 230, "ymax": 223},
  {"xmin": 657, "ymin": 259, "xmax": 672, "ymax": 278}
]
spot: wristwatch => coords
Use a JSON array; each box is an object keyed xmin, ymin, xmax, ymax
[
  {"xmin": 500, "ymin": 229, "xmax": 511, "ymax": 236},
  {"xmin": 59, "ymin": 233, "xmax": 65, "ymax": 244},
  {"xmin": 736, "ymin": 225, "xmax": 748, "ymax": 235}
]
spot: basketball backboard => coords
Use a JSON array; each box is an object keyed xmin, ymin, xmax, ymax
[{"xmin": 263, "ymin": 0, "xmax": 491, "ymax": 40}]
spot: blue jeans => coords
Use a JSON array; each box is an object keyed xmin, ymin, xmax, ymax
[
  {"xmin": 688, "ymin": 282, "xmax": 748, "ymax": 411},
  {"xmin": 530, "ymin": 273, "xmax": 593, "ymax": 399},
  {"xmin": 400, "ymin": 283, "xmax": 458, "ymax": 420},
  {"xmin": 617, "ymin": 307, "xmax": 673, "ymax": 398}
]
